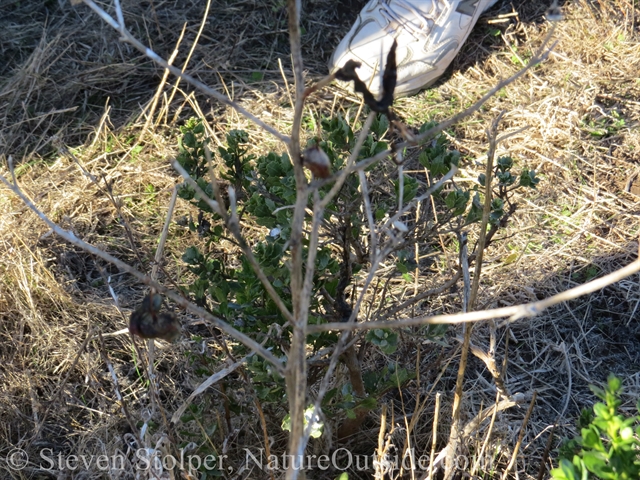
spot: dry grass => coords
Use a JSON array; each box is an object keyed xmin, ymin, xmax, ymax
[{"xmin": 1, "ymin": 0, "xmax": 639, "ymax": 478}]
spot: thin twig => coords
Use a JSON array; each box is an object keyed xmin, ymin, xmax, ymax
[
  {"xmin": 76, "ymin": 0, "xmax": 290, "ymax": 144},
  {"xmin": 307, "ymin": 258, "xmax": 640, "ymax": 333},
  {"xmin": 0, "ymin": 173, "xmax": 285, "ymax": 375},
  {"xmin": 284, "ymin": 0, "xmax": 311, "ymax": 477},
  {"xmin": 358, "ymin": 167, "xmax": 377, "ymax": 263},
  {"xmin": 469, "ymin": 111, "xmax": 504, "ymax": 309},
  {"xmin": 445, "ymin": 232, "xmax": 472, "ymax": 479},
  {"xmin": 445, "ymin": 115, "xmax": 505, "ymax": 477},
  {"xmin": 536, "ymin": 422, "xmax": 558, "ymax": 480},
  {"xmin": 144, "ymin": 186, "xmax": 178, "ymax": 419},
  {"xmin": 427, "ymin": 392, "xmax": 441, "ymax": 480},
  {"xmin": 501, "ymin": 391, "xmax": 537, "ymax": 480}
]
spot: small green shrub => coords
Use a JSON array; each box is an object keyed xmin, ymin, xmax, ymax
[
  {"xmin": 174, "ymin": 114, "xmax": 539, "ymax": 430},
  {"xmin": 551, "ymin": 374, "xmax": 640, "ymax": 480}
]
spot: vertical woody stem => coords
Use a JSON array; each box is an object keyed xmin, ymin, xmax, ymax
[{"xmin": 285, "ymin": 1, "xmax": 309, "ymax": 478}]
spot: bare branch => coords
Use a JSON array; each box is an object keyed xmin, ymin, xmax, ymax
[
  {"xmin": 0, "ymin": 173, "xmax": 285, "ymax": 375},
  {"xmin": 77, "ymin": 0, "xmax": 290, "ymax": 144},
  {"xmin": 285, "ymin": 0, "xmax": 311, "ymax": 476},
  {"xmin": 308, "ymin": 258, "xmax": 640, "ymax": 333},
  {"xmin": 358, "ymin": 168, "xmax": 377, "ymax": 263},
  {"xmin": 469, "ymin": 111, "xmax": 504, "ymax": 309},
  {"xmin": 407, "ymin": 32, "xmax": 556, "ymax": 150},
  {"xmin": 444, "ymin": 232, "xmax": 471, "ymax": 479}
]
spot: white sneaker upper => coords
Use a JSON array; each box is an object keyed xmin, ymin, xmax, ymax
[{"xmin": 329, "ymin": 0, "xmax": 499, "ymax": 98}]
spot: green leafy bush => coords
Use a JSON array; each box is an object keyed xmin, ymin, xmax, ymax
[
  {"xmin": 174, "ymin": 114, "xmax": 539, "ymax": 422},
  {"xmin": 551, "ymin": 375, "xmax": 640, "ymax": 480}
]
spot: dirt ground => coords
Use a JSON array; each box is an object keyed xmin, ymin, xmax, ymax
[{"xmin": 1, "ymin": 0, "xmax": 639, "ymax": 479}]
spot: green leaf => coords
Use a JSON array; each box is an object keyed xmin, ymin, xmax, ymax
[
  {"xmin": 519, "ymin": 169, "xmax": 540, "ymax": 189},
  {"xmin": 550, "ymin": 458, "xmax": 579, "ymax": 480},
  {"xmin": 264, "ymin": 198, "xmax": 276, "ymax": 212},
  {"xmin": 193, "ymin": 122, "xmax": 205, "ymax": 135},
  {"xmin": 323, "ymin": 388, "xmax": 338, "ymax": 404},
  {"xmin": 366, "ymin": 329, "xmax": 398, "ymax": 354},
  {"xmin": 582, "ymin": 450, "xmax": 607, "ymax": 472},
  {"xmin": 466, "ymin": 192, "xmax": 483, "ymax": 224},
  {"xmin": 182, "ymin": 246, "xmax": 203, "ymax": 264},
  {"xmin": 581, "ymin": 428, "xmax": 603, "ymax": 450},
  {"xmin": 445, "ymin": 189, "xmax": 470, "ymax": 216},
  {"xmin": 371, "ymin": 113, "xmax": 389, "ymax": 137},
  {"xmin": 358, "ymin": 396, "xmax": 377, "ymax": 410},
  {"xmin": 607, "ymin": 374, "xmax": 622, "ymax": 393},
  {"xmin": 183, "ymin": 131, "xmax": 196, "ymax": 148},
  {"xmin": 497, "ymin": 156, "xmax": 514, "ymax": 171},
  {"xmin": 594, "ymin": 402, "xmax": 611, "ymax": 421}
]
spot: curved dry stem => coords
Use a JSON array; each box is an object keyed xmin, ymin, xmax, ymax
[
  {"xmin": 307, "ymin": 258, "xmax": 640, "ymax": 333},
  {"xmin": 0, "ymin": 173, "xmax": 285, "ymax": 375},
  {"xmin": 170, "ymin": 352, "xmax": 255, "ymax": 423},
  {"xmin": 77, "ymin": 0, "xmax": 290, "ymax": 144}
]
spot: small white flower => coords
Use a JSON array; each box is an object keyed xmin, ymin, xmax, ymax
[{"xmin": 269, "ymin": 227, "xmax": 281, "ymax": 238}]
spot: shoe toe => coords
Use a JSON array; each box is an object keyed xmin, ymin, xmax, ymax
[
  {"xmin": 329, "ymin": 0, "xmax": 502, "ymax": 99},
  {"xmin": 330, "ymin": 17, "xmax": 391, "ymax": 97}
]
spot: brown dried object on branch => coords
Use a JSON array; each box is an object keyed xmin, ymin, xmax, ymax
[
  {"xmin": 302, "ymin": 145, "xmax": 331, "ymax": 178},
  {"xmin": 129, "ymin": 292, "xmax": 181, "ymax": 343},
  {"xmin": 334, "ymin": 38, "xmax": 397, "ymax": 117}
]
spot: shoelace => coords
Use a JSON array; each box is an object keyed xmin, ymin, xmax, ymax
[{"xmin": 379, "ymin": 0, "xmax": 444, "ymax": 40}]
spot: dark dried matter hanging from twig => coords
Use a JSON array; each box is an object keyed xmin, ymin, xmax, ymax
[
  {"xmin": 334, "ymin": 38, "xmax": 411, "ymax": 166},
  {"xmin": 129, "ymin": 291, "xmax": 181, "ymax": 342},
  {"xmin": 334, "ymin": 38, "xmax": 398, "ymax": 117}
]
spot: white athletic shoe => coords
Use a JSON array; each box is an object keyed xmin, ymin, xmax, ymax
[{"xmin": 329, "ymin": 0, "xmax": 499, "ymax": 98}]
